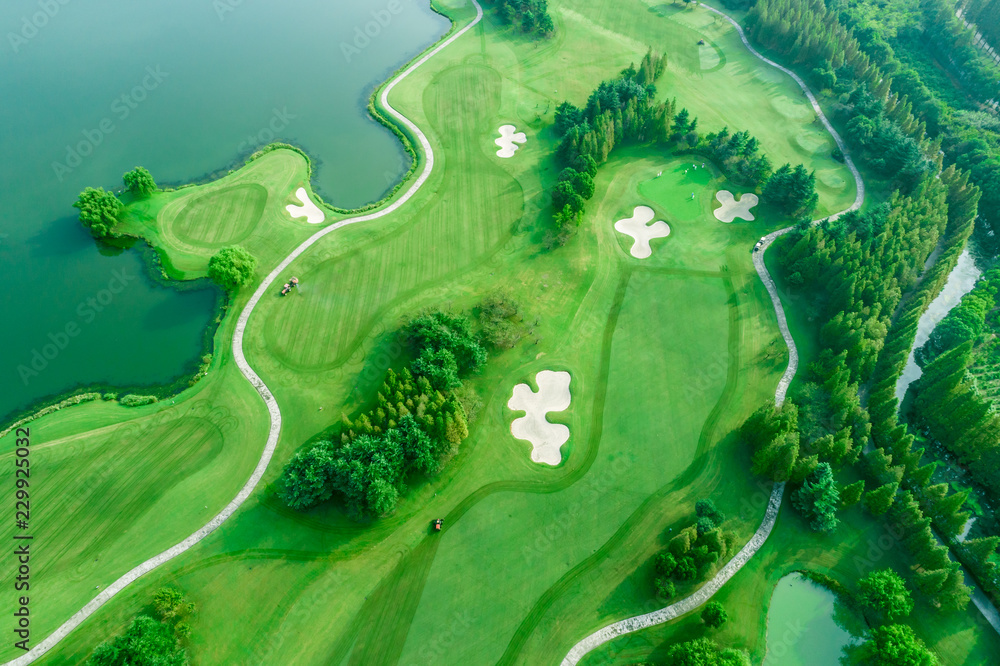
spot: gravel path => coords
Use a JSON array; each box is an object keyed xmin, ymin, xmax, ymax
[
  {"xmin": 4, "ymin": 4, "xmax": 484, "ymax": 665},
  {"xmin": 559, "ymin": 5, "xmax": 866, "ymax": 664}
]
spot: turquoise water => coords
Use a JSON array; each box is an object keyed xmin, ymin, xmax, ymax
[
  {"xmin": 763, "ymin": 573, "xmax": 862, "ymax": 665},
  {"xmin": 0, "ymin": 0, "xmax": 449, "ymax": 421}
]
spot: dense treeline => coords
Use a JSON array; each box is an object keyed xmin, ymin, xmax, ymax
[
  {"xmin": 746, "ymin": 0, "xmax": 1000, "ymax": 255},
  {"xmin": 779, "ymin": 170, "xmax": 961, "ymax": 382},
  {"xmin": 546, "ymin": 49, "xmax": 673, "ymax": 245},
  {"xmin": 488, "ymin": 0, "xmax": 554, "ymax": 37},
  {"xmin": 280, "ymin": 311, "xmax": 480, "ymax": 517},
  {"xmin": 281, "ymin": 296, "xmax": 533, "ymax": 518},
  {"xmin": 546, "ymin": 48, "xmax": 818, "ymax": 245},
  {"xmin": 740, "ymin": 167, "xmax": 984, "ymax": 613}
]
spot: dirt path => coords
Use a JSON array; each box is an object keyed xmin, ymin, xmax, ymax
[{"xmin": 3, "ymin": 4, "xmax": 484, "ymax": 665}]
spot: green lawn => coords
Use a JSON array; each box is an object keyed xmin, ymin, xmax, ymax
[{"xmin": 7, "ymin": 0, "xmax": 990, "ymax": 664}]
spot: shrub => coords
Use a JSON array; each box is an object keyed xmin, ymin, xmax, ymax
[{"xmin": 119, "ymin": 394, "xmax": 158, "ymax": 407}]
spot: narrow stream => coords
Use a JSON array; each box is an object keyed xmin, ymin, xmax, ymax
[{"xmin": 894, "ymin": 246, "xmax": 982, "ymax": 404}]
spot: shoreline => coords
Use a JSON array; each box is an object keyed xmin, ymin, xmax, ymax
[{"xmin": 0, "ymin": 0, "xmax": 467, "ymax": 436}]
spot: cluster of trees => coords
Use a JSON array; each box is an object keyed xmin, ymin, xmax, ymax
[
  {"xmin": 702, "ymin": 127, "xmax": 773, "ymax": 188},
  {"xmin": 745, "ymin": 0, "xmax": 931, "ymax": 190},
  {"xmin": 745, "ymin": 0, "xmax": 1000, "ymax": 256},
  {"xmin": 490, "ymin": 0, "xmax": 554, "ymax": 36},
  {"xmin": 741, "ymin": 0, "xmax": 1000, "ymax": 633},
  {"xmin": 778, "ymin": 170, "xmax": 961, "ymax": 382},
  {"xmin": 555, "ymin": 49, "xmax": 672, "ymax": 166},
  {"xmin": 74, "ymin": 167, "xmax": 157, "ymax": 239},
  {"xmin": 281, "ymin": 309, "xmax": 503, "ymax": 518},
  {"xmin": 74, "ymin": 187, "xmax": 123, "ymax": 239},
  {"xmin": 702, "ymin": 127, "xmax": 818, "ymax": 217},
  {"xmin": 655, "ymin": 637, "xmax": 750, "ymax": 665},
  {"xmin": 763, "ymin": 163, "xmax": 819, "ymax": 218},
  {"xmin": 475, "ymin": 288, "xmax": 533, "ymax": 350},
  {"xmin": 652, "ymin": 499, "xmax": 735, "ymax": 600},
  {"xmin": 842, "ymin": 569, "xmax": 940, "ymax": 664},
  {"xmin": 280, "ymin": 371, "xmax": 468, "ymax": 516},
  {"xmin": 739, "ymin": 385, "xmax": 972, "ymax": 610},
  {"xmin": 405, "ymin": 310, "xmax": 487, "ymax": 390},
  {"xmin": 207, "ymin": 246, "xmax": 258, "ymax": 292},
  {"xmin": 87, "ymin": 588, "xmax": 194, "ymax": 665},
  {"xmin": 547, "ymin": 49, "xmax": 671, "ymax": 246}
]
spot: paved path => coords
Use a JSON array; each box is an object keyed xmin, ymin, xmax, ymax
[
  {"xmin": 4, "ymin": 3, "xmax": 484, "ymax": 665},
  {"xmin": 560, "ymin": 5, "xmax": 866, "ymax": 665}
]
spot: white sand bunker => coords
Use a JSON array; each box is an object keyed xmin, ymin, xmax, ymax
[
  {"xmin": 286, "ymin": 187, "xmax": 325, "ymax": 224},
  {"xmin": 614, "ymin": 205, "xmax": 670, "ymax": 259},
  {"xmin": 508, "ymin": 370, "xmax": 572, "ymax": 466},
  {"xmin": 495, "ymin": 124, "xmax": 527, "ymax": 158},
  {"xmin": 713, "ymin": 190, "xmax": 758, "ymax": 223}
]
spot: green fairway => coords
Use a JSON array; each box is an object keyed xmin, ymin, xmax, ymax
[{"xmin": 12, "ymin": 0, "xmax": 997, "ymax": 664}]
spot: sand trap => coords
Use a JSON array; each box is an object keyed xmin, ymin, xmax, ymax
[
  {"xmin": 495, "ymin": 124, "xmax": 527, "ymax": 158},
  {"xmin": 285, "ymin": 187, "xmax": 325, "ymax": 224},
  {"xmin": 713, "ymin": 190, "xmax": 758, "ymax": 223},
  {"xmin": 508, "ymin": 370, "xmax": 572, "ymax": 466},
  {"xmin": 614, "ymin": 205, "xmax": 670, "ymax": 258}
]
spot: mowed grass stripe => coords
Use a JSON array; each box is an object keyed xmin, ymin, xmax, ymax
[
  {"xmin": 261, "ymin": 64, "xmax": 518, "ymax": 370},
  {"xmin": 170, "ymin": 183, "xmax": 268, "ymax": 248}
]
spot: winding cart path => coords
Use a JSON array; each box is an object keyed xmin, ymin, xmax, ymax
[
  {"xmin": 559, "ymin": 4, "xmax": 865, "ymax": 664},
  {"xmin": 4, "ymin": 3, "xmax": 484, "ymax": 665}
]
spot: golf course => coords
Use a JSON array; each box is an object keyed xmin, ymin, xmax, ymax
[{"xmin": 4, "ymin": 0, "xmax": 1000, "ymax": 664}]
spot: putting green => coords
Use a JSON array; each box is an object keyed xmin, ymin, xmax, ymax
[
  {"xmin": 168, "ymin": 183, "xmax": 268, "ymax": 248},
  {"xmin": 13, "ymin": 1, "xmax": 994, "ymax": 664}
]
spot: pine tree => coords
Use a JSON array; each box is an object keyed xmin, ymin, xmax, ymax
[
  {"xmin": 914, "ymin": 568, "xmax": 949, "ymax": 596},
  {"xmin": 865, "ymin": 482, "xmax": 899, "ymax": 516},
  {"xmin": 840, "ymin": 480, "xmax": 865, "ymax": 507}
]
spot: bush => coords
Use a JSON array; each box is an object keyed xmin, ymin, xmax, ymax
[
  {"xmin": 207, "ymin": 246, "xmax": 258, "ymax": 291},
  {"xmin": 87, "ymin": 615, "xmax": 186, "ymax": 666},
  {"xmin": 655, "ymin": 576, "xmax": 676, "ymax": 599},
  {"xmin": 119, "ymin": 394, "xmax": 158, "ymax": 407}
]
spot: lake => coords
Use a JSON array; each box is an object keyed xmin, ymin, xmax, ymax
[{"xmin": 0, "ymin": 0, "xmax": 450, "ymax": 421}]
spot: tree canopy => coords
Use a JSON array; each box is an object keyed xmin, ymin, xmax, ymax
[
  {"xmin": 791, "ymin": 462, "xmax": 840, "ymax": 532},
  {"xmin": 661, "ymin": 637, "xmax": 751, "ymax": 665},
  {"xmin": 87, "ymin": 615, "xmax": 187, "ymax": 666},
  {"xmin": 848, "ymin": 624, "xmax": 938, "ymax": 665},
  {"xmin": 123, "ymin": 166, "xmax": 157, "ymax": 197},
  {"xmin": 701, "ymin": 601, "xmax": 728, "ymax": 628},
  {"xmin": 73, "ymin": 187, "xmax": 123, "ymax": 239},
  {"xmin": 207, "ymin": 246, "xmax": 258, "ymax": 291},
  {"xmin": 858, "ymin": 568, "xmax": 914, "ymax": 623},
  {"xmin": 763, "ymin": 163, "xmax": 819, "ymax": 218}
]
